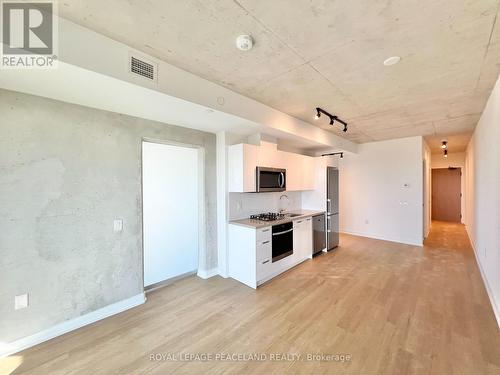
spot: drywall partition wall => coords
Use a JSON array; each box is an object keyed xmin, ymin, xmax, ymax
[
  {"xmin": 338, "ymin": 136, "xmax": 424, "ymax": 246},
  {"xmin": 465, "ymin": 75, "xmax": 500, "ymax": 326},
  {"xmin": 431, "ymin": 152, "xmax": 466, "ymax": 223},
  {"xmin": 142, "ymin": 142, "xmax": 199, "ymax": 287},
  {"xmin": 0, "ymin": 89, "xmax": 217, "ymax": 347}
]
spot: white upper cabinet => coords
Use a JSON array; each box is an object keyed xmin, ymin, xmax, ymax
[
  {"xmin": 228, "ymin": 143, "xmax": 259, "ymax": 192},
  {"xmin": 228, "ymin": 142, "xmax": 316, "ymax": 192}
]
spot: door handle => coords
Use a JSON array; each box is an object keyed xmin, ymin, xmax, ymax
[
  {"xmin": 278, "ymin": 172, "xmax": 285, "ymax": 188},
  {"xmin": 272, "ymin": 228, "xmax": 293, "ymax": 236}
]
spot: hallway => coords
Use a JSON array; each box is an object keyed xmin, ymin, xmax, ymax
[{"xmin": 424, "ymin": 220, "xmax": 471, "ymax": 250}]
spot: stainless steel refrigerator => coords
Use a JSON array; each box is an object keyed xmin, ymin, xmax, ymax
[{"xmin": 326, "ymin": 167, "xmax": 339, "ymax": 250}]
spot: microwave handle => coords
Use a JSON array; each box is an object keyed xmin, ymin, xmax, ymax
[{"xmin": 278, "ymin": 172, "xmax": 285, "ymax": 188}]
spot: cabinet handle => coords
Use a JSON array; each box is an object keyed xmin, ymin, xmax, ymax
[
  {"xmin": 262, "ymin": 240, "xmax": 270, "ymax": 244},
  {"xmin": 261, "ymin": 229, "xmax": 270, "ymax": 232},
  {"xmin": 297, "ymin": 220, "xmax": 302, "ymax": 223},
  {"xmin": 262, "ymin": 260, "xmax": 270, "ymax": 264}
]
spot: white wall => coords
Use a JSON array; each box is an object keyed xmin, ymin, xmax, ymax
[
  {"xmin": 465, "ymin": 75, "xmax": 500, "ymax": 327},
  {"xmin": 338, "ymin": 137, "xmax": 424, "ymax": 246},
  {"xmin": 142, "ymin": 142, "xmax": 199, "ymax": 286},
  {"xmin": 431, "ymin": 152, "xmax": 466, "ymax": 223}
]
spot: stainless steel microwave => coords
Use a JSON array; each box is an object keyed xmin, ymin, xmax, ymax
[{"xmin": 256, "ymin": 167, "xmax": 286, "ymax": 192}]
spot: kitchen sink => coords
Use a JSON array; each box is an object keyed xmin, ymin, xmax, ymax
[{"xmin": 285, "ymin": 213, "xmax": 302, "ymax": 217}]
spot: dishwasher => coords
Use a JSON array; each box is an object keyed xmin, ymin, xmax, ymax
[{"xmin": 312, "ymin": 214, "xmax": 326, "ymax": 255}]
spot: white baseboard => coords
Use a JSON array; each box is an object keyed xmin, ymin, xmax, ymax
[
  {"xmin": 340, "ymin": 230, "xmax": 423, "ymax": 247},
  {"xmin": 197, "ymin": 267, "xmax": 218, "ymax": 279},
  {"xmin": 1, "ymin": 292, "xmax": 146, "ymax": 358},
  {"xmin": 465, "ymin": 227, "xmax": 500, "ymax": 329}
]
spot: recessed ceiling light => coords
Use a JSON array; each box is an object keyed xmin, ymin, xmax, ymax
[{"xmin": 383, "ymin": 56, "xmax": 401, "ymax": 66}]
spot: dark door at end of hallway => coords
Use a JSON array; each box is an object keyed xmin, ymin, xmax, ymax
[{"xmin": 432, "ymin": 168, "xmax": 461, "ymax": 222}]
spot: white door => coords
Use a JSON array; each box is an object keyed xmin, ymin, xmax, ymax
[{"xmin": 142, "ymin": 142, "xmax": 199, "ymax": 287}]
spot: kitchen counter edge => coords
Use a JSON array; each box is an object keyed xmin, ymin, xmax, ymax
[{"xmin": 228, "ymin": 210, "xmax": 326, "ymax": 229}]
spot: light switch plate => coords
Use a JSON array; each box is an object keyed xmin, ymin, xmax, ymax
[
  {"xmin": 113, "ymin": 219, "xmax": 123, "ymax": 232},
  {"xmin": 15, "ymin": 294, "xmax": 28, "ymax": 310}
]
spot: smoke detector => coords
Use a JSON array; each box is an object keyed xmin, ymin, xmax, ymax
[{"xmin": 236, "ymin": 35, "xmax": 253, "ymax": 51}]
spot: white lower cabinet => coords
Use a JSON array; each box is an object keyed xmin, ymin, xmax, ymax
[
  {"xmin": 293, "ymin": 217, "xmax": 313, "ymax": 259},
  {"xmin": 256, "ymin": 230, "xmax": 272, "ymax": 281},
  {"xmin": 229, "ymin": 216, "xmax": 315, "ymax": 289}
]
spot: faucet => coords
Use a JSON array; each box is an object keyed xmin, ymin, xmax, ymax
[{"xmin": 279, "ymin": 194, "xmax": 289, "ymax": 213}]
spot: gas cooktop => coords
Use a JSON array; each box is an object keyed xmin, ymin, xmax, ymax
[{"xmin": 249, "ymin": 212, "xmax": 286, "ymax": 221}]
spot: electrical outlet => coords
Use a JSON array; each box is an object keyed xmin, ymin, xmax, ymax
[
  {"xmin": 113, "ymin": 219, "xmax": 123, "ymax": 232},
  {"xmin": 15, "ymin": 294, "xmax": 28, "ymax": 310}
]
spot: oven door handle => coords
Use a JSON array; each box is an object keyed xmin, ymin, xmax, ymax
[{"xmin": 272, "ymin": 228, "xmax": 293, "ymax": 236}]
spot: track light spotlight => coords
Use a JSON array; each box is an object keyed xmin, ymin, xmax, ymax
[
  {"xmin": 441, "ymin": 141, "xmax": 447, "ymax": 149},
  {"xmin": 340, "ymin": 152, "xmax": 344, "ymax": 158},
  {"xmin": 444, "ymin": 149, "xmax": 448, "ymax": 158},
  {"xmin": 314, "ymin": 107, "xmax": 348, "ymax": 132}
]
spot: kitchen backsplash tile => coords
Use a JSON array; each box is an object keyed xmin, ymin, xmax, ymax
[{"xmin": 228, "ymin": 191, "xmax": 302, "ymax": 220}]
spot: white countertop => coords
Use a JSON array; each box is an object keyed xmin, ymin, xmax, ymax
[{"xmin": 229, "ymin": 209, "xmax": 325, "ymax": 229}]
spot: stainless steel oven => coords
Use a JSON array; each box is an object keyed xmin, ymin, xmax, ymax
[
  {"xmin": 256, "ymin": 167, "xmax": 286, "ymax": 192},
  {"xmin": 272, "ymin": 222, "xmax": 293, "ymax": 262}
]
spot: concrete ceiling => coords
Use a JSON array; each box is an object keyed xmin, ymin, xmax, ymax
[{"xmin": 59, "ymin": 0, "xmax": 500, "ymax": 152}]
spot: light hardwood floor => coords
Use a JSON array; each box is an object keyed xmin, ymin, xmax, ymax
[{"xmin": 2, "ymin": 222, "xmax": 499, "ymax": 374}]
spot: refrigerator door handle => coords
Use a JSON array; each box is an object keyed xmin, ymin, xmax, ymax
[{"xmin": 326, "ymin": 199, "xmax": 331, "ymax": 214}]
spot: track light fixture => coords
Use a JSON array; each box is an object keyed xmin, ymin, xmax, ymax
[
  {"xmin": 441, "ymin": 141, "xmax": 447, "ymax": 149},
  {"xmin": 314, "ymin": 107, "xmax": 348, "ymax": 132},
  {"xmin": 444, "ymin": 149, "xmax": 448, "ymax": 158},
  {"xmin": 321, "ymin": 151, "xmax": 344, "ymax": 158}
]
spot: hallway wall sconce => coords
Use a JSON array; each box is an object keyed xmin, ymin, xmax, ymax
[{"xmin": 314, "ymin": 107, "xmax": 348, "ymax": 132}]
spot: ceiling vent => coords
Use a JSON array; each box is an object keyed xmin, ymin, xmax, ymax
[{"xmin": 129, "ymin": 54, "xmax": 157, "ymax": 82}]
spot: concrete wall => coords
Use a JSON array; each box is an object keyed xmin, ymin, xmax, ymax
[
  {"xmin": 0, "ymin": 89, "xmax": 217, "ymax": 343},
  {"xmin": 431, "ymin": 151, "xmax": 466, "ymax": 223},
  {"xmin": 338, "ymin": 136, "xmax": 424, "ymax": 246},
  {"xmin": 465, "ymin": 76, "xmax": 500, "ymax": 326}
]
